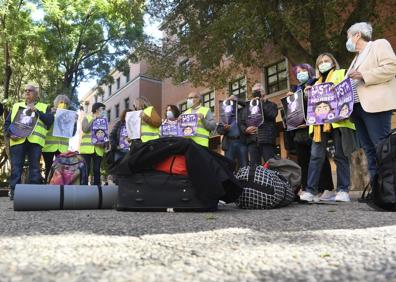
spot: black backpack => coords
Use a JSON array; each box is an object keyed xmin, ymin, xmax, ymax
[{"xmin": 362, "ymin": 129, "xmax": 396, "ymax": 211}]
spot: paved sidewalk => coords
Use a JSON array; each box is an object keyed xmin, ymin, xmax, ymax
[{"xmin": 0, "ymin": 197, "xmax": 395, "ymax": 282}]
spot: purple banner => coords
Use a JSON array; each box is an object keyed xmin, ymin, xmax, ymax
[
  {"xmin": 118, "ymin": 124, "xmax": 130, "ymax": 150},
  {"xmin": 91, "ymin": 118, "xmax": 109, "ymax": 144},
  {"xmin": 307, "ymin": 78, "xmax": 354, "ymax": 125},
  {"xmin": 334, "ymin": 78, "xmax": 354, "ymax": 120},
  {"xmin": 9, "ymin": 107, "xmax": 39, "ymax": 138},
  {"xmin": 281, "ymin": 90, "xmax": 306, "ymax": 131},
  {"xmin": 178, "ymin": 114, "xmax": 198, "ymax": 137},
  {"xmin": 160, "ymin": 120, "xmax": 179, "ymax": 137},
  {"xmin": 219, "ymin": 99, "xmax": 237, "ymax": 125},
  {"xmin": 247, "ymin": 99, "xmax": 264, "ymax": 127}
]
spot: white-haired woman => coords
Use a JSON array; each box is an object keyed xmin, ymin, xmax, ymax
[
  {"xmin": 42, "ymin": 95, "xmax": 77, "ymax": 182},
  {"xmin": 346, "ymin": 22, "xmax": 396, "ymax": 187}
]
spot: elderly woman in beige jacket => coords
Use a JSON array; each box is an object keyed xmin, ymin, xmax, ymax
[{"xmin": 346, "ymin": 22, "xmax": 396, "ymax": 185}]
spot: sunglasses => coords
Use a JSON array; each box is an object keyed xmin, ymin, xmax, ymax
[{"xmin": 25, "ymin": 89, "xmax": 34, "ymax": 92}]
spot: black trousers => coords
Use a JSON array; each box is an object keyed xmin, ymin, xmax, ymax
[
  {"xmin": 81, "ymin": 153, "xmax": 103, "ymax": 186},
  {"xmin": 42, "ymin": 151, "xmax": 61, "ymax": 183}
]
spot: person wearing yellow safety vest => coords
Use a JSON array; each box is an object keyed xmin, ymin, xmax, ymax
[
  {"xmin": 300, "ymin": 53, "xmax": 357, "ymax": 203},
  {"xmin": 182, "ymin": 91, "xmax": 216, "ymax": 147},
  {"xmin": 4, "ymin": 85, "xmax": 53, "ymax": 200},
  {"xmin": 42, "ymin": 95, "xmax": 78, "ymax": 182},
  {"xmin": 81, "ymin": 102, "xmax": 109, "ymax": 186},
  {"xmin": 130, "ymin": 97, "xmax": 161, "ymax": 147}
]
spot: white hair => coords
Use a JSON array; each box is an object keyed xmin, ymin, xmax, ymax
[
  {"xmin": 347, "ymin": 22, "xmax": 373, "ymax": 41},
  {"xmin": 53, "ymin": 95, "xmax": 70, "ymax": 107}
]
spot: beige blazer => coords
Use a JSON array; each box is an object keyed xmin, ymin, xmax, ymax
[{"xmin": 347, "ymin": 39, "xmax": 396, "ymax": 113}]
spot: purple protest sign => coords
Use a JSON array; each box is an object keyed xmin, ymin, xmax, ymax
[
  {"xmin": 334, "ymin": 78, "xmax": 354, "ymax": 120},
  {"xmin": 247, "ymin": 99, "xmax": 264, "ymax": 127},
  {"xmin": 281, "ymin": 90, "xmax": 306, "ymax": 130},
  {"xmin": 219, "ymin": 99, "xmax": 237, "ymax": 125},
  {"xmin": 306, "ymin": 83, "xmax": 337, "ymax": 125},
  {"xmin": 91, "ymin": 117, "xmax": 109, "ymax": 145},
  {"xmin": 160, "ymin": 120, "xmax": 179, "ymax": 137},
  {"xmin": 178, "ymin": 114, "xmax": 198, "ymax": 136},
  {"xmin": 118, "ymin": 124, "xmax": 130, "ymax": 150}
]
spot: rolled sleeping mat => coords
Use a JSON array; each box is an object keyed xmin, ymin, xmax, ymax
[{"xmin": 13, "ymin": 184, "xmax": 118, "ymax": 211}]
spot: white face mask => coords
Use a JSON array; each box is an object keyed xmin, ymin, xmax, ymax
[
  {"xmin": 318, "ymin": 62, "xmax": 333, "ymax": 74},
  {"xmin": 346, "ymin": 37, "xmax": 356, "ymax": 52},
  {"xmin": 166, "ymin": 110, "xmax": 174, "ymax": 120},
  {"xmin": 186, "ymin": 98, "xmax": 194, "ymax": 109}
]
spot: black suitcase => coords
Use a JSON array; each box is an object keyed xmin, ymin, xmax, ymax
[{"xmin": 117, "ymin": 171, "xmax": 218, "ymax": 211}]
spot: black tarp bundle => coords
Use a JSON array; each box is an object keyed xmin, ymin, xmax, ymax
[{"xmin": 110, "ymin": 137, "xmax": 243, "ymax": 204}]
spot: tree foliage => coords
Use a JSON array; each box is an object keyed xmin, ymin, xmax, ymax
[{"xmin": 140, "ymin": 0, "xmax": 396, "ymax": 88}]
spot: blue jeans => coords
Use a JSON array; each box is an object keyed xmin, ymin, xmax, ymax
[
  {"xmin": 248, "ymin": 143, "xmax": 276, "ymax": 165},
  {"xmin": 351, "ymin": 103, "xmax": 392, "ymax": 182},
  {"xmin": 82, "ymin": 154, "xmax": 102, "ymax": 186},
  {"xmin": 224, "ymin": 139, "xmax": 248, "ymax": 167},
  {"xmin": 10, "ymin": 141, "xmax": 43, "ymax": 191},
  {"xmin": 306, "ymin": 128, "xmax": 350, "ymax": 194}
]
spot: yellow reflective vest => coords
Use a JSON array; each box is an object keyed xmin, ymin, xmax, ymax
[
  {"xmin": 42, "ymin": 123, "xmax": 70, "ymax": 153},
  {"xmin": 309, "ymin": 69, "xmax": 356, "ymax": 136},
  {"xmin": 79, "ymin": 114, "xmax": 105, "ymax": 157},
  {"xmin": 140, "ymin": 106, "xmax": 160, "ymax": 143},
  {"xmin": 183, "ymin": 106, "xmax": 211, "ymax": 147},
  {"xmin": 10, "ymin": 102, "xmax": 49, "ymax": 147}
]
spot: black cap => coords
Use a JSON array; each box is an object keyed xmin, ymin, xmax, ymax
[{"xmin": 92, "ymin": 102, "xmax": 105, "ymax": 113}]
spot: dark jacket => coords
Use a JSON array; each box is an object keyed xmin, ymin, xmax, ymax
[
  {"xmin": 217, "ymin": 102, "xmax": 246, "ymax": 151},
  {"xmin": 111, "ymin": 137, "xmax": 243, "ymax": 204},
  {"xmin": 110, "ymin": 120, "xmax": 123, "ymax": 149},
  {"xmin": 239, "ymin": 99, "xmax": 278, "ymax": 145}
]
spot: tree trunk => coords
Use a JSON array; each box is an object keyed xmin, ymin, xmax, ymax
[{"xmin": 3, "ymin": 42, "xmax": 12, "ymax": 99}]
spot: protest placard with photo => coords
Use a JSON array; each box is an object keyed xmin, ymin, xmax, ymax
[
  {"xmin": 125, "ymin": 110, "xmax": 142, "ymax": 139},
  {"xmin": 247, "ymin": 98, "xmax": 264, "ymax": 127},
  {"xmin": 91, "ymin": 118, "xmax": 109, "ymax": 144},
  {"xmin": 118, "ymin": 124, "xmax": 130, "ymax": 150},
  {"xmin": 160, "ymin": 120, "xmax": 179, "ymax": 137},
  {"xmin": 281, "ymin": 90, "xmax": 306, "ymax": 131},
  {"xmin": 219, "ymin": 99, "xmax": 237, "ymax": 125},
  {"xmin": 306, "ymin": 78, "xmax": 354, "ymax": 125},
  {"xmin": 9, "ymin": 107, "xmax": 38, "ymax": 138},
  {"xmin": 53, "ymin": 109, "xmax": 77, "ymax": 138},
  {"xmin": 178, "ymin": 114, "xmax": 198, "ymax": 137}
]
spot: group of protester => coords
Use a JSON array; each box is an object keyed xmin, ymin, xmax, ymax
[{"xmin": 3, "ymin": 22, "xmax": 396, "ymax": 204}]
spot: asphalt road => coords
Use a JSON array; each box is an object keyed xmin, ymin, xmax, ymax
[{"xmin": 0, "ymin": 196, "xmax": 395, "ymax": 282}]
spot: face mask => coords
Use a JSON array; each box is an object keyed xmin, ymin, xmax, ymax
[
  {"xmin": 346, "ymin": 37, "xmax": 356, "ymax": 52},
  {"xmin": 318, "ymin": 62, "xmax": 333, "ymax": 74},
  {"xmin": 297, "ymin": 71, "xmax": 309, "ymax": 83},
  {"xmin": 186, "ymin": 98, "xmax": 194, "ymax": 109},
  {"xmin": 252, "ymin": 90, "xmax": 262, "ymax": 98},
  {"xmin": 57, "ymin": 102, "xmax": 67, "ymax": 109},
  {"xmin": 166, "ymin": 110, "xmax": 174, "ymax": 120}
]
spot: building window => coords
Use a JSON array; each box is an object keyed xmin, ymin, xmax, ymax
[
  {"xmin": 107, "ymin": 109, "xmax": 111, "ymax": 122},
  {"xmin": 179, "ymin": 59, "xmax": 190, "ymax": 82},
  {"xmin": 202, "ymin": 91, "xmax": 215, "ymax": 112},
  {"xmin": 179, "ymin": 101, "xmax": 187, "ymax": 113},
  {"xmin": 229, "ymin": 77, "xmax": 247, "ymax": 100},
  {"xmin": 124, "ymin": 98, "xmax": 129, "ymax": 110},
  {"xmin": 265, "ymin": 60, "xmax": 288, "ymax": 94},
  {"xmin": 125, "ymin": 68, "xmax": 130, "ymax": 82},
  {"xmin": 115, "ymin": 104, "xmax": 120, "ymax": 118},
  {"xmin": 180, "ymin": 22, "xmax": 189, "ymax": 37},
  {"xmin": 108, "ymin": 84, "xmax": 112, "ymax": 96},
  {"xmin": 116, "ymin": 77, "xmax": 121, "ymax": 90}
]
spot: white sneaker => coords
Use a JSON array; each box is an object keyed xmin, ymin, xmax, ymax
[
  {"xmin": 300, "ymin": 191, "xmax": 315, "ymax": 202},
  {"xmin": 335, "ymin": 191, "xmax": 351, "ymax": 202},
  {"xmin": 320, "ymin": 190, "xmax": 336, "ymax": 201}
]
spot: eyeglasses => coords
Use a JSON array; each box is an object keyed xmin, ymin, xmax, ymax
[{"xmin": 25, "ymin": 89, "xmax": 34, "ymax": 93}]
